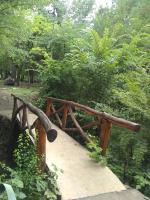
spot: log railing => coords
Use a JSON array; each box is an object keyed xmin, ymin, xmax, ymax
[
  {"xmin": 11, "ymin": 94, "xmax": 57, "ymax": 169},
  {"xmin": 46, "ymin": 97, "xmax": 140, "ymax": 155}
]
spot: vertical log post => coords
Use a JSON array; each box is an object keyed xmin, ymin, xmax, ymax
[
  {"xmin": 36, "ymin": 119, "xmax": 46, "ymax": 171},
  {"xmin": 46, "ymin": 100, "xmax": 52, "ymax": 116},
  {"xmin": 100, "ymin": 118, "xmax": 112, "ymax": 155},
  {"xmin": 16, "ymin": 101, "xmax": 22, "ymax": 126},
  {"xmin": 22, "ymin": 106, "xmax": 27, "ymax": 129},
  {"xmin": 62, "ymin": 104, "xmax": 68, "ymax": 128},
  {"xmin": 12, "ymin": 96, "xmax": 17, "ymax": 120}
]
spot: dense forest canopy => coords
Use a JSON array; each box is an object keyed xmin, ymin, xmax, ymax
[{"xmin": 0, "ymin": 0, "xmax": 150, "ymax": 197}]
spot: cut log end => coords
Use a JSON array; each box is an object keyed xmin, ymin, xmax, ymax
[{"xmin": 47, "ymin": 129, "xmax": 57, "ymax": 142}]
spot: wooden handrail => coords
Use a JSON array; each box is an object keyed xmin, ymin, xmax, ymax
[
  {"xmin": 46, "ymin": 97, "xmax": 140, "ymax": 132},
  {"xmin": 11, "ymin": 94, "xmax": 57, "ymax": 170},
  {"xmin": 46, "ymin": 97, "xmax": 101, "ymax": 116},
  {"xmin": 12, "ymin": 94, "xmax": 57, "ymax": 141},
  {"xmin": 46, "ymin": 97, "xmax": 140, "ymax": 155},
  {"xmin": 101, "ymin": 112, "xmax": 140, "ymax": 132}
]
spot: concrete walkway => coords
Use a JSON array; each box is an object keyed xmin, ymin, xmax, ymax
[
  {"xmin": 4, "ymin": 109, "xmax": 146, "ymax": 200},
  {"xmin": 0, "ymin": 90, "xmax": 148, "ymax": 200},
  {"xmin": 46, "ymin": 124, "xmax": 126, "ymax": 200},
  {"xmin": 78, "ymin": 189, "xmax": 149, "ymax": 200},
  {"xmin": 23, "ymin": 114, "xmax": 127, "ymax": 200}
]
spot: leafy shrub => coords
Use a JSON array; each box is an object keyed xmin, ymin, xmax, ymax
[
  {"xmin": 87, "ymin": 136, "xmax": 107, "ymax": 166},
  {"xmin": 134, "ymin": 173, "xmax": 150, "ymax": 197},
  {"xmin": 39, "ymin": 33, "xmax": 114, "ymax": 104},
  {"xmin": 0, "ymin": 133, "xmax": 59, "ymax": 200}
]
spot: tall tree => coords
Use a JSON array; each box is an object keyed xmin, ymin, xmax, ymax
[{"xmin": 70, "ymin": 0, "xmax": 96, "ymax": 23}]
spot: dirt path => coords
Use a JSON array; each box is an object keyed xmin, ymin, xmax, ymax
[
  {"xmin": 0, "ymin": 85, "xmax": 13, "ymax": 118},
  {"xmin": 0, "ymin": 81, "xmax": 39, "ymax": 118}
]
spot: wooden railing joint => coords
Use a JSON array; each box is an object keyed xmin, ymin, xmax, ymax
[{"xmin": 45, "ymin": 97, "xmax": 140, "ymax": 156}]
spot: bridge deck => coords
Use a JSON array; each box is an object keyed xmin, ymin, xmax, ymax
[
  {"xmin": 27, "ymin": 114, "xmax": 126, "ymax": 200},
  {"xmin": 0, "ymin": 88, "xmax": 147, "ymax": 200},
  {"xmin": 0, "ymin": 101, "xmax": 148, "ymax": 200},
  {"xmin": 46, "ymin": 124, "xmax": 126, "ymax": 200},
  {"xmin": 0, "ymin": 84, "xmax": 145, "ymax": 200}
]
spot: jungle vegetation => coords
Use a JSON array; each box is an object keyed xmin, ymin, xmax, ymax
[{"xmin": 0, "ymin": 0, "xmax": 150, "ymax": 198}]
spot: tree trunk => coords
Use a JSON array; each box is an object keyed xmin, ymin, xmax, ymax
[
  {"xmin": 4, "ymin": 71, "xmax": 9, "ymax": 79},
  {"xmin": 16, "ymin": 70, "xmax": 20, "ymax": 86},
  {"xmin": 11, "ymin": 66, "xmax": 17, "ymax": 82},
  {"xmin": 0, "ymin": 70, "xmax": 4, "ymax": 79},
  {"xmin": 29, "ymin": 70, "xmax": 34, "ymax": 84}
]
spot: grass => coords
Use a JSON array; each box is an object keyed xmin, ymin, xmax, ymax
[
  {"xmin": 7, "ymin": 86, "xmax": 40, "ymax": 99},
  {"xmin": 0, "ymin": 80, "xmax": 40, "ymax": 101}
]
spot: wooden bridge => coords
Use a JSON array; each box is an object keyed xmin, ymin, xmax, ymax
[{"xmin": 1, "ymin": 94, "xmax": 148, "ymax": 200}]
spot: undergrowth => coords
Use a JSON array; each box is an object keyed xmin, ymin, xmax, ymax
[
  {"xmin": 87, "ymin": 136, "xmax": 107, "ymax": 166},
  {"xmin": 0, "ymin": 133, "xmax": 59, "ymax": 200}
]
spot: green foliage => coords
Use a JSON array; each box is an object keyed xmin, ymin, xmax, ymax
[
  {"xmin": 0, "ymin": 0, "xmax": 51, "ymax": 82},
  {"xmin": 87, "ymin": 138, "xmax": 107, "ymax": 166},
  {"xmin": 92, "ymin": 29, "xmax": 112, "ymax": 59},
  {"xmin": 0, "ymin": 133, "xmax": 59, "ymax": 200},
  {"xmin": 14, "ymin": 134, "xmax": 39, "ymax": 172},
  {"xmin": 0, "ymin": 162, "xmax": 27, "ymax": 199},
  {"xmin": 1, "ymin": 183, "xmax": 17, "ymax": 200},
  {"xmin": 33, "ymin": 3, "xmax": 150, "ymax": 196},
  {"xmin": 0, "ymin": 0, "xmax": 150, "ymax": 198},
  {"xmin": 134, "ymin": 173, "xmax": 150, "ymax": 196},
  {"xmin": 70, "ymin": 0, "xmax": 95, "ymax": 23},
  {"xmin": 38, "ymin": 28, "xmax": 114, "ymax": 103}
]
